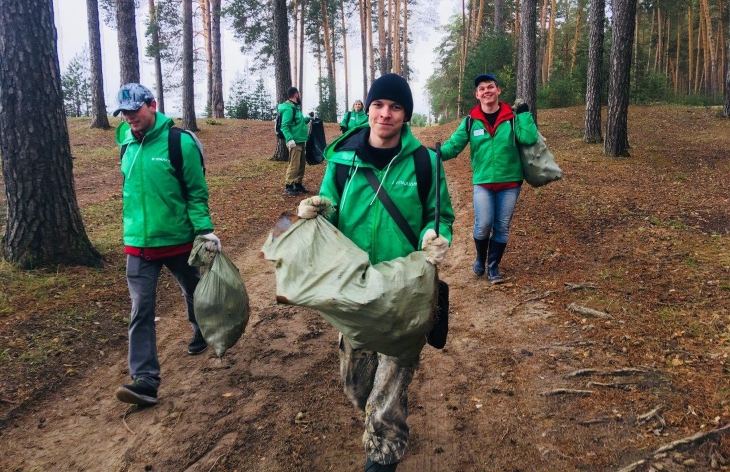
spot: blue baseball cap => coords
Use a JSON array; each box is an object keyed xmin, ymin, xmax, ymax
[
  {"xmin": 113, "ymin": 83, "xmax": 155, "ymax": 116},
  {"xmin": 474, "ymin": 73, "xmax": 499, "ymax": 87}
]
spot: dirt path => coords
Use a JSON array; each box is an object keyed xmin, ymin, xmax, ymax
[{"xmin": 2, "ymin": 110, "xmax": 729, "ymax": 472}]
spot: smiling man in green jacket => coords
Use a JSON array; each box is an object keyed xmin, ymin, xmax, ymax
[
  {"xmin": 298, "ymin": 74, "xmax": 455, "ymax": 472},
  {"xmin": 113, "ymin": 83, "xmax": 220, "ymax": 407}
]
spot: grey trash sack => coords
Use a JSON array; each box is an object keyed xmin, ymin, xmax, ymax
[
  {"xmin": 519, "ymin": 131, "xmax": 562, "ymax": 187},
  {"xmin": 261, "ymin": 213, "xmax": 438, "ymax": 364},
  {"xmin": 188, "ymin": 236, "xmax": 250, "ymax": 357}
]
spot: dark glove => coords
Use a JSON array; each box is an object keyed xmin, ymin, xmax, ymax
[
  {"xmin": 515, "ymin": 102, "xmax": 530, "ymax": 114},
  {"xmin": 308, "ymin": 112, "xmax": 315, "ymax": 118},
  {"xmin": 340, "ymin": 126, "xmax": 347, "ymax": 134}
]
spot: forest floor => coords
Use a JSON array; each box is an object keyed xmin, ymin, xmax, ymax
[{"xmin": 0, "ymin": 104, "xmax": 729, "ymax": 472}]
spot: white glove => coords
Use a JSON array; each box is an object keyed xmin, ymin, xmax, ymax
[
  {"xmin": 201, "ymin": 233, "xmax": 221, "ymax": 253},
  {"xmin": 297, "ymin": 196, "xmax": 324, "ymax": 219},
  {"xmin": 421, "ymin": 229, "xmax": 449, "ymax": 266},
  {"xmin": 287, "ymin": 140, "xmax": 296, "ymax": 150}
]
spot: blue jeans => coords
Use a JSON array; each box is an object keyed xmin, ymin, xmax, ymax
[
  {"xmin": 472, "ymin": 185, "xmax": 521, "ymax": 243},
  {"xmin": 126, "ymin": 252, "xmax": 201, "ymax": 390}
]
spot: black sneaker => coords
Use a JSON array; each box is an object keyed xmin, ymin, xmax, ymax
[
  {"xmin": 285, "ymin": 185, "xmax": 299, "ymax": 196},
  {"xmin": 188, "ymin": 330, "xmax": 208, "ymax": 355},
  {"xmin": 294, "ymin": 183, "xmax": 309, "ymax": 193},
  {"xmin": 116, "ymin": 381, "xmax": 158, "ymax": 406}
]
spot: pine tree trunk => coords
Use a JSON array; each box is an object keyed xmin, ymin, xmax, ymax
[
  {"xmin": 0, "ymin": 0, "xmax": 103, "ymax": 269},
  {"xmin": 539, "ymin": 0, "xmax": 549, "ymax": 85},
  {"xmin": 584, "ymin": 0, "xmax": 605, "ymax": 143},
  {"xmin": 547, "ymin": 0, "xmax": 556, "ymax": 81},
  {"xmin": 210, "ymin": 0, "xmax": 225, "ymax": 118},
  {"xmin": 368, "ymin": 0, "xmax": 376, "ymax": 83},
  {"xmin": 341, "ymin": 3, "xmax": 349, "ymax": 108},
  {"xmin": 116, "ymin": 0, "xmax": 139, "ymax": 85},
  {"xmin": 701, "ymin": 0, "xmax": 717, "ymax": 95},
  {"xmin": 148, "ymin": 0, "xmax": 165, "ymax": 113},
  {"xmin": 569, "ymin": 0, "xmax": 583, "ymax": 75},
  {"xmin": 200, "ymin": 0, "xmax": 213, "ymax": 115},
  {"xmin": 494, "ymin": 0, "xmax": 503, "ymax": 33},
  {"xmin": 604, "ymin": 0, "xmax": 637, "ymax": 157},
  {"xmin": 299, "ymin": 0, "xmax": 305, "ymax": 93},
  {"xmin": 378, "ymin": 0, "xmax": 386, "ymax": 74},
  {"xmin": 272, "ymin": 0, "xmax": 292, "ymax": 161},
  {"xmin": 87, "ymin": 0, "xmax": 110, "ymax": 129},
  {"xmin": 359, "ymin": 0, "xmax": 368, "ymax": 96},
  {"xmin": 724, "ymin": 43, "xmax": 730, "ymax": 117},
  {"xmin": 688, "ymin": 6, "xmax": 693, "ymax": 93},
  {"xmin": 402, "ymin": 0, "xmax": 409, "ymax": 78},
  {"xmin": 181, "ymin": 0, "xmax": 198, "ymax": 131},
  {"xmin": 517, "ymin": 0, "xmax": 538, "ymax": 124}
]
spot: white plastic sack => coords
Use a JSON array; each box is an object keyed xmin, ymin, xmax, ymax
[
  {"xmin": 519, "ymin": 132, "xmax": 562, "ymax": 187},
  {"xmin": 261, "ymin": 214, "xmax": 437, "ymax": 363}
]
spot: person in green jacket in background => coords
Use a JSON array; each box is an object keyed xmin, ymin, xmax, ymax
[
  {"xmin": 278, "ymin": 86, "xmax": 312, "ymax": 196},
  {"xmin": 339, "ymin": 99, "xmax": 368, "ymax": 133},
  {"xmin": 113, "ymin": 83, "xmax": 221, "ymax": 407},
  {"xmin": 440, "ymin": 73, "xmax": 538, "ymax": 284},
  {"xmin": 298, "ymin": 74, "xmax": 455, "ymax": 472}
]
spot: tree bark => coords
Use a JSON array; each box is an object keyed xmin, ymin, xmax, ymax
[
  {"xmin": 724, "ymin": 43, "xmax": 730, "ymax": 117},
  {"xmin": 584, "ymin": 0, "xmax": 604, "ymax": 143},
  {"xmin": 272, "ymin": 0, "xmax": 292, "ymax": 161},
  {"xmin": 115, "ymin": 0, "xmax": 140, "ymax": 85},
  {"xmin": 494, "ymin": 0, "xmax": 503, "ymax": 33},
  {"xmin": 299, "ymin": 0, "xmax": 305, "ymax": 93},
  {"xmin": 147, "ymin": 0, "xmax": 165, "ymax": 113},
  {"xmin": 517, "ymin": 0, "xmax": 538, "ymax": 124},
  {"xmin": 0, "ymin": 0, "xmax": 103, "ymax": 269},
  {"xmin": 200, "ymin": 0, "xmax": 213, "ymax": 115},
  {"xmin": 87, "ymin": 0, "xmax": 110, "ymax": 129},
  {"xmin": 341, "ymin": 3, "xmax": 349, "ymax": 109},
  {"xmin": 378, "ymin": 0, "xmax": 386, "ymax": 74},
  {"xmin": 359, "ymin": 0, "xmax": 368, "ymax": 97},
  {"xmin": 210, "ymin": 0, "xmax": 225, "ymax": 118},
  {"xmin": 181, "ymin": 0, "xmax": 198, "ymax": 131},
  {"xmin": 604, "ymin": 0, "xmax": 637, "ymax": 157}
]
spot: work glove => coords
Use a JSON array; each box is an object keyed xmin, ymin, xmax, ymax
[
  {"xmin": 297, "ymin": 196, "xmax": 327, "ymax": 219},
  {"xmin": 514, "ymin": 99, "xmax": 530, "ymax": 114},
  {"xmin": 287, "ymin": 140, "xmax": 296, "ymax": 150},
  {"xmin": 422, "ymin": 229, "xmax": 449, "ymax": 266},
  {"xmin": 201, "ymin": 233, "xmax": 221, "ymax": 253}
]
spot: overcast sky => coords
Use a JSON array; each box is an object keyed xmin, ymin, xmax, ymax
[{"xmin": 54, "ymin": 0, "xmax": 458, "ymax": 119}]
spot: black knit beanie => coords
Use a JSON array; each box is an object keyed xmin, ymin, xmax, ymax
[{"xmin": 365, "ymin": 73, "xmax": 414, "ymax": 122}]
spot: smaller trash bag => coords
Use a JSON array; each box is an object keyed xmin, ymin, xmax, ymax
[
  {"xmin": 188, "ymin": 237, "xmax": 249, "ymax": 357},
  {"xmin": 305, "ymin": 118, "xmax": 326, "ymax": 165},
  {"xmin": 519, "ymin": 132, "xmax": 562, "ymax": 187}
]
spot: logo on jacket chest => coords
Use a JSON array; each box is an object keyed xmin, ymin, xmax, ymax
[{"xmin": 150, "ymin": 156, "xmax": 170, "ymax": 163}]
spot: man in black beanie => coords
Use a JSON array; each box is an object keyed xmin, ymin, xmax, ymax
[{"xmin": 297, "ymin": 73, "xmax": 455, "ymax": 471}]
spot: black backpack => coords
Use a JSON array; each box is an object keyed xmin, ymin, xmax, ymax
[
  {"xmin": 120, "ymin": 127, "xmax": 205, "ymax": 195},
  {"xmin": 275, "ymin": 105, "xmax": 298, "ymax": 140}
]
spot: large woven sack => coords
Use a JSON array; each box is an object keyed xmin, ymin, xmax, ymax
[
  {"xmin": 261, "ymin": 214, "xmax": 437, "ymax": 364},
  {"xmin": 188, "ymin": 237, "xmax": 249, "ymax": 357}
]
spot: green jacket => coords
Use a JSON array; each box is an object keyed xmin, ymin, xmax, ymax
[
  {"xmin": 340, "ymin": 109, "xmax": 368, "ymax": 130},
  {"xmin": 440, "ymin": 102, "xmax": 539, "ymax": 184},
  {"xmin": 277, "ymin": 100, "xmax": 310, "ymax": 143},
  {"xmin": 320, "ymin": 126, "xmax": 455, "ymax": 265},
  {"xmin": 116, "ymin": 112, "xmax": 213, "ymax": 247}
]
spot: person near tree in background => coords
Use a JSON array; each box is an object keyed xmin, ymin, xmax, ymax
[{"xmin": 278, "ymin": 86, "xmax": 313, "ymax": 196}]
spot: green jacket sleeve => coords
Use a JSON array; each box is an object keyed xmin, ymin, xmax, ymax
[
  {"xmin": 180, "ymin": 134, "xmax": 213, "ymax": 234},
  {"xmin": 439, "ymin": 117, "xmax": 470, "ymax": 161},
  {"xmin": 418, "ymin": 149, "xmax": 455, "ymax": 247},
  {"xmin": 515, "ymin": 111, "xmax": 539, "ymax": 146},
  {"xmin": 280, "ymin": 105, "xmax": 296, "ymax": 142}
]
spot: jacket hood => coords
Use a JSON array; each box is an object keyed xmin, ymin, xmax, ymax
[
  {"xmin": 115, "ymin": 111, "xmax": 174, "ymax": 146},
  {"xmin": 324, "ymin": 124, "xmax": 422, "ymax": 167}
]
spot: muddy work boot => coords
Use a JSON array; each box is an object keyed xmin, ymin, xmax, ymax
[
  {"xmin": 487, "ymin": 240, "xmax": 507, "ymax": 284},
  {"xmin": 116, "ymin": 381, "xmax": 158, "ymax": 406},
  {"xmin": 293, "ymin": 182, "xmax": 309, "ymax": 193},
  {"xmin": 285, "ymin": 184, "xmax": 299, "ymax": 196},
  {"xmin": 472, "ymin": 237, "xmax": 489, "ymax": 276},
  {"xmin": 365, "ymin": 458, "xmax": 399, "ymax": 472}
]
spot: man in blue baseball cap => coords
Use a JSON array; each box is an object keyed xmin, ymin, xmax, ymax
[{"xmin": 113, "ymin": 83, "xmax": 221, "ymax": 407}]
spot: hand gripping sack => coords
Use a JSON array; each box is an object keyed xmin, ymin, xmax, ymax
[
  {"xmin": 261, "ymin": 213, "xmax": 437, "ymax": 364},
  {"xmin": 188, "ymin": 237, "xmax": 250, "ymax": 357},
  {"xmin": 519, "ymin": 131, "xmax": 562, "ymax": 187}
]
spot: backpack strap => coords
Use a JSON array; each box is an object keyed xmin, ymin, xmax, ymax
[
  {"xmin": 168, "ymin": 127, "xmax": 185, "ymax": 185},
  {"xmin": 361, "ymin": 168, "xmax": 420, "ymax": 250},
  {"xmin": 465, "ymin": 115, "xmax": 473, "ymax": 135},
  {"xmin": 412, "ymin": 145, "xmax": 432, "ymax": 221}
]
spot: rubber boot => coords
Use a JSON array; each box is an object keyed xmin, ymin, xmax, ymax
[
  {"xmin": 472, "ymin": 237, "xmax": 489, "ymax": 276},
  {"xmin": 487, "ymin": 241, "xmax": 507, "ymax": 284},
  {"xmin": 365, "ymin": 458, "xmax": 399, "ymax": 472}
]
